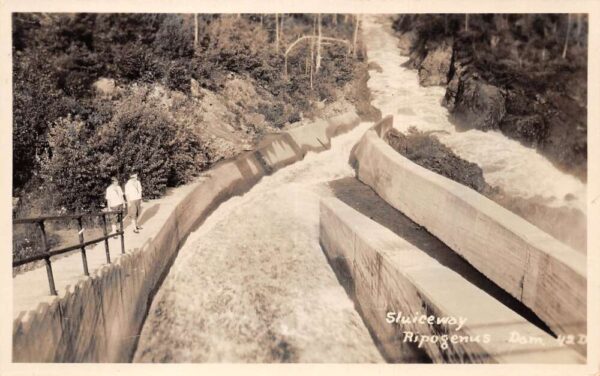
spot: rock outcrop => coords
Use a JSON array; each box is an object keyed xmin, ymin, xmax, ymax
[
  {"xmin": 418, "ymin": 39, "xmax": 453, "ymax": 87},
  {"xmin": 392, "ymin": 16, "xmax": 588, "ymax": 181},
  {"xmin": 450, "ymin": 77, "xmax": 506, "ymax": 131}
]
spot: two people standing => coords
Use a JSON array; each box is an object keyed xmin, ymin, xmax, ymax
[{"xmin": 104, "ymin": 172, "xmax": 143, "ymax": 234}]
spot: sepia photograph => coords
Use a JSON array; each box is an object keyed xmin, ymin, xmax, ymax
[{"xmin": 1, "ymin": 0, "xmax": 598, "ymax": 373}]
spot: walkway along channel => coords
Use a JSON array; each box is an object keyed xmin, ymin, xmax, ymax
[
  {"xmin": 13, "ymin": 210, "xmax": 126, "ymax": 296},
  {"xmin": 12, "ymin": 111, "xmax": 362, "ymax": 362}
]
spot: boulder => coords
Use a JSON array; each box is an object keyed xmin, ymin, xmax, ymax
[
  {"xmin": 190, "ymin": 78, "xmax": 202, "ymax": 98},
  {"xmin": 396, "ymin": 30, "xmax": 417, "ymax": 55},
  {"xmin": 92, "ymin": 78, "xmax": 117, "ymax": 97},
  {"xmin": 451, "ymin": 77, "xmax": 506, "ymax": 131},
  {"xmin": 442, "ymin": 63, "xmax": 461, "ymax": 111},
  {"xmin": 418, "ymin": 40, "xmax": 453, "ymax": 87},
  {"xmin": 367, "ymin": 61, "xmax": 383, "ymax": 73},
  {"xmin": 499, "ymin": 114, "xmax": 548, "ymax": 147}
]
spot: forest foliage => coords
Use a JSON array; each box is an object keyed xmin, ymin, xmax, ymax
[{"xmin": 13, "ymin": 13, "xmax": 363, "ymax": 213}]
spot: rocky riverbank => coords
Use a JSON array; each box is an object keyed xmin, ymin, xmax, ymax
[{"xmin": 392, "ymin": 15, "xmax": 587, "ymax": 181}]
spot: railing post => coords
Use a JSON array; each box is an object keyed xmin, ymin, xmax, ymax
[
  {"xmin": 118, "ymin": 210, "xmax": 125, "ymax": 254},
  {"xmin": 101, "ymin": 213, "xmax": 111, "ymax": 264},
  {"xmin": 38, "ymin": 221, "xmax": 57, "ymax": 295},
  {"xmin": 76, "ymin": 217, "xmax": 89, "ymax": 276}
]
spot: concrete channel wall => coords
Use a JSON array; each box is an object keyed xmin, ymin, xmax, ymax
[
  {"xmin": 12, "ymin": 112, "xmax": 361, "ymax": 363},
  {"xmin": 350, "ymin": 118, "xmax": 587, "ymax": 354},
  {"xmin": 319, "ymin": 197, "xmax": 583, "ymax": 363}
]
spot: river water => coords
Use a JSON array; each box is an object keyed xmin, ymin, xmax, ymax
[
  {"xmin": 134, "ymin": 16, "xmax": 586, "ymax": 363},
  {"xmin": 362, "ymin": 16, "xmax": 586, "ymax": 213},
  {"xmin": 133, "ymin": 122, "xmax": 384, "ymax": 362}
]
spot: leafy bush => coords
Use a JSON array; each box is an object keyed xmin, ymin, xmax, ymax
[
  {"xmin": 257, "ymin": 102, "xmax": 286, "ymax": 128},
  {"xmin": 153, "ymin": 15, "xmax": 194, "ymax": 59},
  {"xmin": 13, "ymin": 52, "xmax": 70, "ymax": 192},
  {"xmin": 40, "ymin": 116, "xmax": 105, "ymax": 211},
  {"xmin": 41, "ymin": 91, "xmax": 206, "ymax": 211},
  {"xmin": 166, "ymin": 59, "xmax": 192, "ymax": 92}
]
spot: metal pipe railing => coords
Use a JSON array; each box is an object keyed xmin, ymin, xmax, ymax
[{"xmin": 12, "ymin": 209, "xmax": 126, "ymax": 295}]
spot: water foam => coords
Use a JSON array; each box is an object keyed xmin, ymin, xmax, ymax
[{"xmin": 363, "ymin": 15, "xmax": 587, "ymax": 212}]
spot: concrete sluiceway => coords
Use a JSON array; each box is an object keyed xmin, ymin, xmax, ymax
[
  {"xmin": 134, "ymin": 15, "xmax": 586, "ymax": 363},
  {"xmin": 133, "ymin": 122, "xmax": 385, "ymax": 362}
]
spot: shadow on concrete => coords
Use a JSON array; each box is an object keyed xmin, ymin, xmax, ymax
[
  {"xmin": 138, "ymin": 204, "xmax": 160, "ymax": 227},
  {"xmin": 328, "ymin": 177, "xmax": 553, "ymax": 336},
  {"xmin": 321, "ymin": 242, "xmax": 432, "ymax": 363}
]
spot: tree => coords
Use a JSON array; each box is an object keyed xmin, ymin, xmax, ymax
[
  {"xmin": 275, "ymin": 13, "xmax": 280, "ymax": 53},
  {"xmin": 562, "ymin": 13, "xmax": 571, "ymax": 59},
  {"xmin": 280, "ymin": 13, "xmax": 285, "ymax": 44},
  {"xmin": 194, "ymin": 13, "xmax": 198, "ymax": 51},
  {"xmin": 316, "ymin": 14, "xmax": 322, "ymax": 73},
  {"xmin": 352, "ymin": 14, "xmax": 361, "ymax": 58}
]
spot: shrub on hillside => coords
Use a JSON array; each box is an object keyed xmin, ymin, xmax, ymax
[
  {"xmin": 40, "ymin": 116, "xmax": 105, "ymax": 212},
  {"xmin": 41, "ymin": 92, "xmax": 206, "ymax": 211},
  {"xmin": 14, "ymin": 13, "xmax": 363, "ymax": 199},
  {"xmin": 166, "ymin": 59, "xmax": 192, "ymax": 92},
  {"xmin": 13, "ymin": 52, "xmax": 71, "ymax": 193},
  {"xmin": 257, "ymin": 101, "xmax": 286, "ymax": 128},
  {"xmin": 153, "ymin": 14, "xmax": 194, "ymax": 59}
]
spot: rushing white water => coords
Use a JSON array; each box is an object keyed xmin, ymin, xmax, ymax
[
  {"xmin": 134, "ymin": 122, "xmax": 384, "ymax": 363},
  {"xmin": 134, "ymin": 16, "xmax": 587, "ymax": 363},
  {"xmin": 362, "ymin": 16, "xmax": 587, "ymax": 213}
]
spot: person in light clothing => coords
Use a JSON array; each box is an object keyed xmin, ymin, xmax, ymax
[
  {"xmin": 105, "ymin": 176, "xmax": 125, "ymax": 234},
  {"xmin": 125, "ymin": 172, "xmax": 143, "ymax": 233}
]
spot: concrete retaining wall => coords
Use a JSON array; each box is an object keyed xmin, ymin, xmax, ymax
[
  {"xmin": 12, "ymin": 112, "xmax": 361, "ymax": 362},
  {"xmin": 350, "ymin": 119, "xmax": 586, "ymax": 352},
  {"xmin": 319, "ymin": 197, "xmax": 584, "ymax": 363}
]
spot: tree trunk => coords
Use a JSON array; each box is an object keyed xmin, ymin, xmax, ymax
[
  {"xmin": 193, "ymin": 14, "xmax": 198, "ymax": 51},
  {"xmin": 305, "ymin": 56, "xmax": 309, "ymax": 75},
  {"xmin": 280, "ymin": 13, "xmax": 284, "ymax": 45},
  {"xmin": 576, "ymin": 13, "xmax": 583, "ymax": 43},
  {"xmin": 465, "ymin": 14, "xmax": 469, "ymax": 32},
  {"xmin": 562, "ymin": 13, "xmax": 571, "ymax": 59},
  {"xmin": 316, "ymin": 14, "xmax": 322, "ymax": 73},
  {"xmin": 275, "ymin": 14, "xmax": 280, "ymax": 53},
  {"xmin": 541, "ymin": 47, "xmax": 546, "ymax": 63},
  {"xmin": 352, "ymin": 14, "xmax": 360, "ymax": 57},
  {"xmin": 310, "ymin": 16, "xmax": 316, "ymax": 89},
  {"xmin": 444, "ymin": 14, "xmax": 448, "ymax": 35}
]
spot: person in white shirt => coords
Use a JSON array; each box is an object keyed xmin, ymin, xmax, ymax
[
  {"xmin": 124, "ymin": 172, "xmax": 143, "ymax": 233},
  {"xmin": 105, "ymin": 176, "xmax": 125, "ymax": 234}
]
